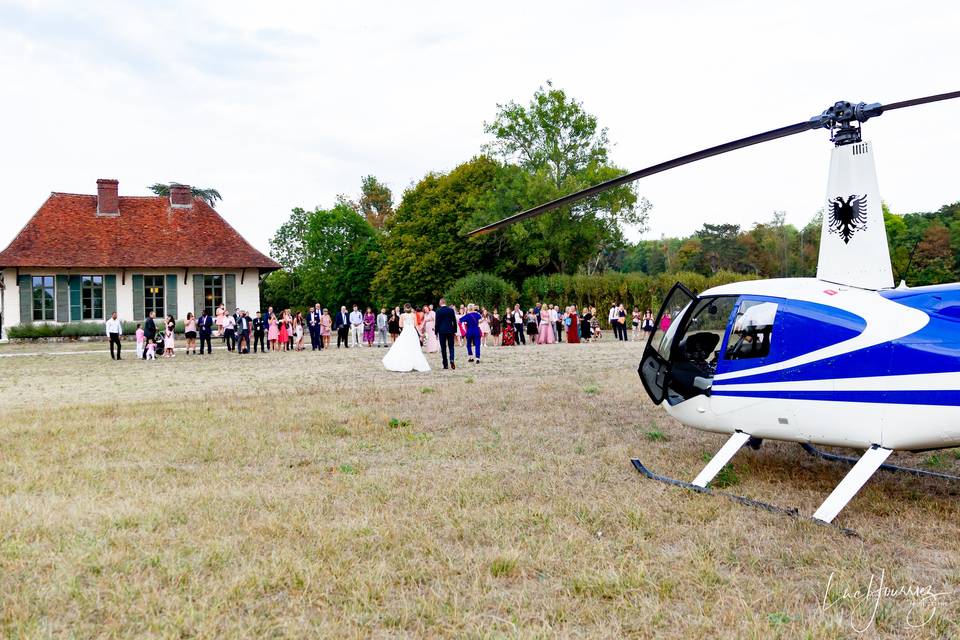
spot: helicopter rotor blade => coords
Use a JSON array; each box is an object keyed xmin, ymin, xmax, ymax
[
  {"xmin": 467, "ymin": 119, "xmax": 816, "ymax": 236},
  {"xmin": 468, "ymin": 89, "xmax": 960, "ymax": 237},
  {"xmin": 880, "ymin": 89, "xmax": 960, "ymax": 112}
]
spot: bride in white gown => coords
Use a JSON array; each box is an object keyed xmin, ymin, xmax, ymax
[{"xmin": 382, "ymin": 304, "xmax": 431, "ymax": 372}]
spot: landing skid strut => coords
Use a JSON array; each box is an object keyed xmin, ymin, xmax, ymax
[
  {"xmin": 630, "ymin": 458, "xmax": 860, "ymax": 538},
  {"xmin": 801, "ymin": 443, "xmax": 960, "ymax": 482}
]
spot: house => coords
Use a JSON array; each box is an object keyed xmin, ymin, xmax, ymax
[{"xmin": 0, "ymin": 179, "xmax": 280, "ymax": 339}]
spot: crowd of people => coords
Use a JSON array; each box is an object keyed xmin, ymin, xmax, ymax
[{"xmin": 103, "ymin": 300, "xmax": 663, "ymax": 361}]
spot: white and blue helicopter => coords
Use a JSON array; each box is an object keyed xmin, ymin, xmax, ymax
[{"xmin": 470, "ymin": 90, "xmax": 960, "ymax": 529}]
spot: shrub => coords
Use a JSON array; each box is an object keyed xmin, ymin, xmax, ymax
[
  {"xmin": 7, "ymin": 323, "xmax": 62, "ymax": 339},
  {"xmin": 445, "ymin": 272, "xmax": 519, "ymax": 312}
]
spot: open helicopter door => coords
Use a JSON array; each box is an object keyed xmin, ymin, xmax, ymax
[{"xmin": 639, "ymin": 283, "xmax": 696, "ymax": 405}]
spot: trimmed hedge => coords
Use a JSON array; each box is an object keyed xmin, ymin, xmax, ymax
[
  {"xmin": 6, "ymin": 320, "xmax": 186, "ymax": 340},
  {"xmin": 520, "ymin": 270, "xmax": 757, "ymax": 314},
  {"xmin": 445, "ymin": 273, "xmax": 519, "ymax": 312}
]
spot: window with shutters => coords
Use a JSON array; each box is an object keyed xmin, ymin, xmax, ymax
[
  {"xmin": 203, "ymin": 275, "xmax": 224, "ymax": 316},
  {"xmin": 32, "ymin": 276, "xmax": 55, "ymax": 321},
  {"xmin": 81, "ymin": 275, "xmax": 104, "ymax": 320},
  {"xmin": 144, "ymin": 275, "xmax": 165, "ymax": 318}
]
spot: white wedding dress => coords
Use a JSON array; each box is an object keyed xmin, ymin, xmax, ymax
[{"xmin": 382, "ymin": 312, "xmax": 431, "ymax": 372}]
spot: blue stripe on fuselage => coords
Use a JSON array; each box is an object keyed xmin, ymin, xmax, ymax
[{"xmin": 712, "ymin": 389, "xmax": 960, "ymax": 406}]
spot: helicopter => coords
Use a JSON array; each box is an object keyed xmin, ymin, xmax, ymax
[{"xmin": 469, "ymin": 90, "xmax": 960, "ymax": 529}]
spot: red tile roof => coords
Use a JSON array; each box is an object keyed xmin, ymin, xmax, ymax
[{"xmin": 0, "ymin": 193, "xmax": 281, "ymax": 270}]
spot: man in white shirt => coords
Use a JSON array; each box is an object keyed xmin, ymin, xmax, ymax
[
  {"xmin": 512, "ymin": 304, "xmax": 525, "ymax": 345},
  {"xmin": 349, "ymin": 305, "xmax": 364, "ymax": 347},
  {"xmin": 105, "ymin": 312, "xmax": 123, "ymax": 360}
]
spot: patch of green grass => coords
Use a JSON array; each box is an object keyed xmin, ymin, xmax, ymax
[
  {"xmin": 701, "ymin": 452, "xmax": 740, "ymax": 488},
  {"xmin": 420, "ymin": 387, "xmax": 434, "ymax": 394},
  {"xmin": 388, "ymin": 418, "xmax": 411, "ymax": 430},
  {"xmin": 338, "ymin": 464, "xmax": 358, "ymax": 475},
  {"xmin": 645, "ymin": 429, "xmax": 667, "ymax": 442},
  {"xmin": 923, "ymin": 454, "xmax": 947, "ymax": 469},
  {"xmin": 583, "ymin": 384, "xmax": 599, "ymax": 396},
  {"xmin": 767, "ymin": 612, "xmax": 792, "ymax": 626},
  {"xmin": 465, "ymin": 377, "xmax": 474, "ymax": 384},
  {"xmin": 489, "ymin": 557, "xmax": 518, "ymax": 578}
]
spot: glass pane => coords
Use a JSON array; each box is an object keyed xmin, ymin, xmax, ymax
[{"xmin": 650, "ymin": 285, "xmax": 696, "ymax": 360}]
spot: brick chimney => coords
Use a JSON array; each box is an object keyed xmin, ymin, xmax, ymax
[
  {"xmin": 170, "ymin": 183, "xmax": 193, "ymax": 208},
  {"xmin": 96, "ymin": 179, "xmax": 119, "ymax": 216}
]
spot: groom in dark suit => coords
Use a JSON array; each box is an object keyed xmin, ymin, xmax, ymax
[{"xmin": 434, "ymin": 297, "xmax": 457, "ymax": 370}]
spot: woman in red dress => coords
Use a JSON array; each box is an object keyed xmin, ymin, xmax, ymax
[
  {"xmin": 278, "ymin": 315, "xmax": 289, "ymax": 351},
  {"xmin": 566, "ymin": 305, "xmax": 580, "ymax": 344}
]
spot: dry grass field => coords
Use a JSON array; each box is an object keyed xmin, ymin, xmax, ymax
[{"xmin": 1, "ymin": 338, "xmax": 958, "ymax": 638}]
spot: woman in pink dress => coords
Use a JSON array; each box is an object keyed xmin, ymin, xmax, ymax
[
  {"xmin": 422, "ymin": 305, "xmax": 439, "ymax": 353},
  {"xmin": 320, "ymin": 309, "xmax": 332, "ymax": 348},
  {"xmin": 268, "ymin": 312, "xmax": 279, "ymax": 351},
  {"xmin": 215, "ymin": 304, "xmax": 226, "ymax": 339},
  {"xmin": 537, "ymin": 305, "xmax": 555, "ymax": 344},
  {"xmin": 278, "ymin": 314, "xmax": 289, "ymax": 351}
]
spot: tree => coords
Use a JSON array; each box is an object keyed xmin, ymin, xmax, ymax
[
  {"xmin": 269, "ymin": 206, "xmax": 313, "ymax": 269},
  {"xmin": 479, "ymin": 81, "xmax": 649, "ymax": 274},
  {"xmin": 355, "ymin": 175, "xmax": 394, "ymax": 230},
  {"xmin": 148, "ymin": 183, "xmax": 222, "ymax": 208},
  {"xmin": 372, "ymin": 157, "xmax": 496, "ymax": 305},
  {"xmin": 695, "ymin": 223, "xmax": 744, "ymax": 273}
]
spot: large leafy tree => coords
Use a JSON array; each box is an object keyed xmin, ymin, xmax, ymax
[
  {"xmin": 148, "ymin": 183, "xmax": 222, "ymax": 208},
  {"xmin": 372, "ymin": 157, "xmax": 497, "ymax": 305},
  {"xmin": 478, "ymin": 81, "xmax": 650, "ymax": 274}
]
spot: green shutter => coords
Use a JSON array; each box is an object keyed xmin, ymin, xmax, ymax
[
  {"xmin": 166, "ymin": 274, "xmax": 178, "ymax": 319},
  {"xmin": 69, "ymin": 275, "xmax": 81, "ymax": 321},
  {"xmin": 225, "ymin": 273, "xmax": 236, "ymax": 311},
  {"xmin": 133, "ymin": 274, "xmax": 144, "ymax": 321},
  {"xmin": 18, "ymin": 274, "xmax": 31, "ymax": 324},
  {"xmin": 193, "ymin": 274, "xmax": 204, "ymax": 316},
  {"xmin": 105, "ymin": 274, "xmax": 117, "ymax": 318},
  {"xmin": 55, "ymin": 275, "xmax": 68, "ymax": 322}
]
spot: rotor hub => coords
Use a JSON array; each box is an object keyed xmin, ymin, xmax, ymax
[{"xmin": 810, "ymin": 100, "xmax": 884, "ymax": 146}]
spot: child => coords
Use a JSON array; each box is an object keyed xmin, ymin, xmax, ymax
[
  {"xmin": 145, "ymin": 340, "xmax": 157, "ymax": 360},
  {"xmin": 163, "ymin": 327, "xmax": 175, "ymax": 358},
  {"xmin": 135, "ymin": 323, "xmax": 145, "ymax": 359}
]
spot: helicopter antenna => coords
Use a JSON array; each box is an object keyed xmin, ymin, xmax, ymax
[{"xmin": 468, "ymin": 90, "xmax": 960, "ymax": 237}]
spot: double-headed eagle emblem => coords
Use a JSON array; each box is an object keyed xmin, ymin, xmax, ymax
[{"xmin": 827, "ymin": 194, "xmax": 868, "ymax": 244}]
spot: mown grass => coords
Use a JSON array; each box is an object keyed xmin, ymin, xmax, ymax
[{"xmin": 0, "ymin": 341, "xmax": 958, "ymax": 638}]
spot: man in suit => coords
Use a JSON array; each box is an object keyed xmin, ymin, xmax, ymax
[
  {"xmin": 198, "ymin": 309, "xmax": 213, "ymax": 354},
  {"xmin": 236, "ymin": 310, "xmax": 250, "ymax": 354},
  {"xmin": 434, "ymin": 298, "xmax": 458, "ymax": 370},
  {"xmin": 252, "ymin": 311, "xmax": 265, "ymax": 353},
  {"xmin": 142, "ymin": 311, "xmax": 157, "ymax": 359},
  {"xmin": 308, "ymin": 303, "xmax": 323, "ymax": 351},
  {"xmin": 333, "ymin": 305, "xmax": 350, "ymax": 348}
]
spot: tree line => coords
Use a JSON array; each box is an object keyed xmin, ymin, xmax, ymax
[{"xmin": 262, "ymin": 82, "xmax": 960, "ymax": 311}]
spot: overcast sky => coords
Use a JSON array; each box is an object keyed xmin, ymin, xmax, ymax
[{"xmin": 2, "ymin": 0, "xmax": 958, "ymax": 256}]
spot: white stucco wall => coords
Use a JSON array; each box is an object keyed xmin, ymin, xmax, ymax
[{"xmin": 0, "ymin": 267, "xmax": 265, "ymax": 339}]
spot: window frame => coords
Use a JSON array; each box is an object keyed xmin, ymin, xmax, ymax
[
  {"xmin": 32, "ymin": 275, "xmax": 55, "ymax": 321},
  {"xmin": 81, "ymin": 275, "xmax": 104, "ymax": 320},
  {"xmin": 203, "ymin": 274, "xmax": 224, "ymax": 316},
  {"xmin": 144, "ymin": 275, "xmax": 165, "ymax": 318}
]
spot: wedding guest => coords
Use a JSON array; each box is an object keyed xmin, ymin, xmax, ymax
[
  {"xmin": 376, "ymin": 308, "xmax": 389, "ymax": 347},
  {"xmin": 500, "ymin": 316, "xmax": 516, "ymax": 346},
  {"xmin": 363, "ymin": 307, "xmax": 376, "ymax": 347},
  {"xmin": 163, "ymin": 321, "xmax": 175, "ymax": 358},
  {"xmin": 334, "ymin": 306, "xmax": 350, "ymax": 348},
  {"xmin": 526, "ymin": 309, "xmax": 539, "ymax": 342},
  {"xmin": 642, "ymin": 309, "xmax": 655, "ymax": 340},
  {"xmin": 236, "ymin": 310, "xmax": 251, "ymax": 354},
  {"xmin": 253, "ymin": 311, "xmax": 266, "ymax": 353},
  {"xmin": 135, "ymin": 322, "xmax": 145, "ymax": 358},
  {"xmin": 618, "ymin": 303, "xmax": 628, "ymax": 341},
  {"xmin": 460, "ymin": 303, "xmax": 482, "ymax": 363},
  {"xmin": 553, "ymin": 305, "xmax": 563, "ymax": 343},
  {"xmin": 198, "ymin": 310, "xmax": 213, "ymax": 355},
  {"xmin": 512, "ymin": 304, "xmax": 526, "ymax": 345},
  {"xmin": 457, "ymin": 304, "xmax": 467, "ymax": 347},
  {"xmin": 142, "ymin": 311, "xmax": 157, "ymax": 360},
  {"xmin": 632, "ymin": 306, "xmax": 642, "ymax": 341},
  {"xmin": 184, "ymin": 312, "xmax": 198, "ymax": 355},
  {"xmin": 223, "ymin": 311, "xmax": 237, "ymax": 351},
  {"xmin": 349, "ymin": 305, "xmax": 364, "ymax": 347},
  {"xmin": 294, "ymin": 312, "xmax": 305, "ymax": 351},
  {"xmin": 422, "ymin": 305, "xmax": 439, "ymax": 353},
  {"xmin": 566, "ymin": 305, "xmax": 580, "ymax": 344},
  {"xmin": 106, "ymin": 311, "xmax": 123, "ymax": 360},
  {"xmin": 308, "ymin": 303, "xmax": 323, "ymax": 351},
  {"xmin": 215, "ymin": 303, "xmax": 226, "ymax": 340},
  {"xmin": 321, "ymin": 308, "xmax": 332, "ymax": 348},
  {"xmin": 479, "ymin": 309, "xmax": 491, "ymax": 347},
  {"xmin": 537, "ymin": 306, "xmax": 554, "ymax": 344},
  {"xmin": 581, "ymin": 306, "xmax": 593, "ymax": 342},
  {"xmin": 268, "ymin": 311, "xmax": 280, "ymax": 351},
  {"xmin": 388, "ymin": 308, "xmax": 400, "ymax": 344},
  {"xmin": 490, "ymin": 309, "xmax": 501, "ymax": 346},
  {"xmin": 278, "ymin": 312, "xmax": 289, "ymax": 351}
]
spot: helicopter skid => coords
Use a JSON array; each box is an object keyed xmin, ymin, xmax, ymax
[
  {"xmin": 630, "ymin": 458, "xmax": 860, "ymax": 537},
  {"xmin": 801, "ymin": 443, "xmax": 960, "ymax": 482}
]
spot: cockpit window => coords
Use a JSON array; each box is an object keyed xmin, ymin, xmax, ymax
[{"xmin": 724, "ymin": 299, "xmax": 777, "ymax": 360}]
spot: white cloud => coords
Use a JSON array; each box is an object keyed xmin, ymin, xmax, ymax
[{"xmin": 1, "ymin": 0, "xmax": 958, "ymax": 256}]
